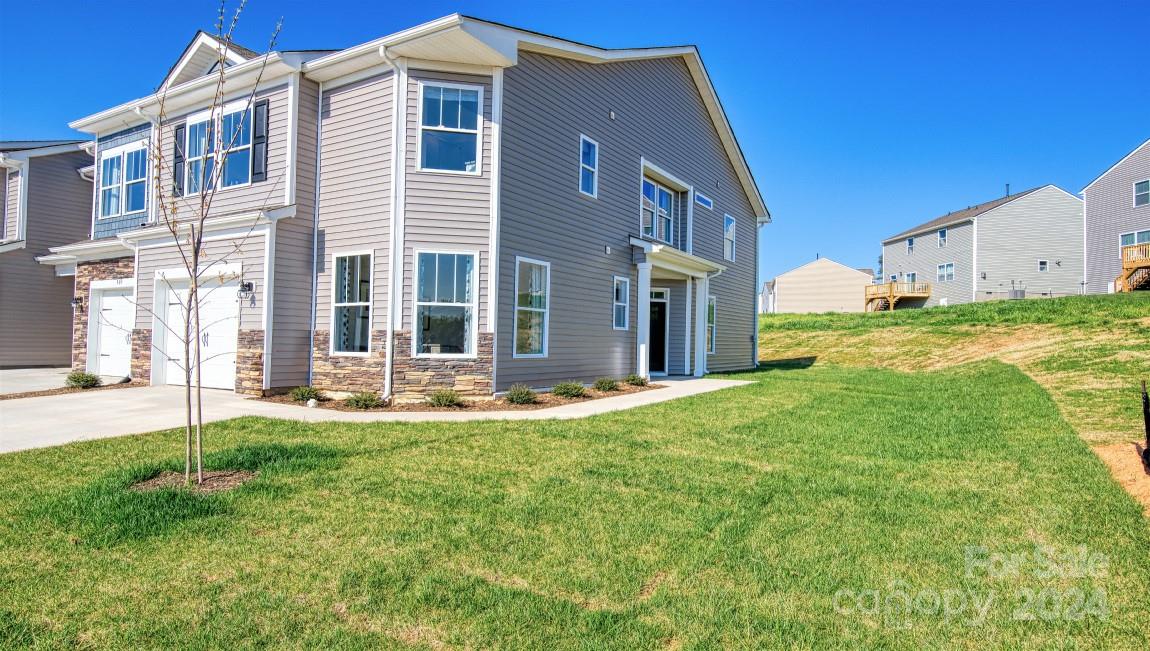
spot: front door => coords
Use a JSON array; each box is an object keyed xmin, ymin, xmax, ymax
[{"xmin": 649, "ymin": 295, "xmax": 668, "ymax": 375}]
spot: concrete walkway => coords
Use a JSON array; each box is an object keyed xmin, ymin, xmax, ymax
[
  {"xmin": 0, "ymin": 378, "xmax": 749, "ymax": 454},
  {"xmin": 0, "ymin": 367, "xmax": 73, "ymax": 394}
]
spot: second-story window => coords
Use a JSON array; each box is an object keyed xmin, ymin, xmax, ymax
[
  {"xmin": 1136, "ymin": 180, "xmax": 1149, "ymax": 207},
  {"xmin": 185, "ymin": 118, "xmax": 214, "ymax": 195},
  {"xmin": 99, "ymin": 144, "xmax": 148, "ymax": 219},
  {"xmin": 183, "ymin": 103, "xmax": 255, "ymax": 195},
  {"xmin": 938, "ymin": 228, "xmax": 947, "ymax": 247},
  {"xmin": 642, "ymin": 178, "xmax": 676, "ymax": 244},
  {"xmin": 907, "ymin": 237, "xmax": 915, "ymax": 254},
  {"xmin": 419, "ymin": 82, "xmax": 482, "ymax": 174},
  {"xmin": 724, "ymin": 214, "xmax": 737, "ymax": 261},
  {"xmin": 220, "ymin": 108, "xmax": 251, "ymax": 188},
  {"xmin": 579, "ymin": 135, "xmax": 598, "ymax": 197}
]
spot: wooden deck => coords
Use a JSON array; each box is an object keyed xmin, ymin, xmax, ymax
[
  {"xmin": 1115, "ymin": 243, "xmax": 1150, "ymax": 292},
  {"xmin": 865, "ymin": 282, "xmax": 932, "ymax": 312}
]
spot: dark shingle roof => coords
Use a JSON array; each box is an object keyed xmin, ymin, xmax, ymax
[{"xmin": 882, "ymin": 187, "xmax": 1044, "ymax": 244}]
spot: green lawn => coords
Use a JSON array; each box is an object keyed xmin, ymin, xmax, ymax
[{"xmin": 3, "ymin": 362, "xmax": 1149, "ymax": 648}]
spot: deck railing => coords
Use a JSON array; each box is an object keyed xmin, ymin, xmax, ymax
[
  {"xmin": 866, "ymin": 282, "xmax": 932, "ymax": 299},
  {"xmin": 1122, "ymin": 243, "xmax": 1150, "ymax": 269}
]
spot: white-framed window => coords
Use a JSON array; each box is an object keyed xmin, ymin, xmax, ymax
[
  {"xmin": 514, "ymin": 257, "xmax": 550, "ymax": 358},
  {"xmin": 905, "ymin": 272, "xmax": 917, "ymax": 283},
  {"xmin": 98, "ymin": 144, "xmax": 148, "ymax": 219},
  {"xmin": 937, "ymin": 262, "xmax": 955, "ymax": 282},
  {"xmin": 184, "ymin": 116, "xmax": 214, "ymax": 195},
  {"xmin": 1120, "ymin": 229, "xmax": 1150, "ymax": 247},
  {"xmin": 415, "ymin": 251, "xmax": 477, "ymax": 357},
  {"xmin": 907, "ymin": 237, "xmax": 915, "ymax": 254},
  {"xmin": 890, "ymin": 274, "xmax": 897, "ymax": 282},
  {"xmin": 579, "ymin": 135, "xmax": 598, "ymax": 197},
  {"xmin": 1135, "ymin": 179, "xmax": 1149, "ymax": 207},
  {"xmin": 706, "ymin": 296, "xmax": 716, "ymax": 354},
  {"xmin": 331, "ymin": 252, "xmax": 372, "ymax": 354},
  {"xmin": 937, "ymin": 228, "xmax": 947, "ymax": 247},
  {"xmin": 219, "ymin": 107, "xmax": 251, "ymax": 188},
  {"xmin": 418, "ymin": 81, "xmax": 482, "ymax": 174},
  {"xmin": 1037, "ymin": 259, "xmax": 1049, "ymax": 272},
  {"xmin": 694, "ymin": 192, "xmax": 713, "ymax": 209},
  {"xmin": 612, "ymin": 276, "xmax": 629, "ymax": 330},
  {"xmin": 723, "ymin": 214, "xmax": 737, "ymax": 261},
  {"xmin": 641, "ymin": 178, "xmax": 676, "ymax": 244}
]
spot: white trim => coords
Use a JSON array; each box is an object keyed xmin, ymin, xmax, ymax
[
  {"xmin": 308, "ymin": 80, "xmax": 325, "ymax": 384},
  {"xmin": 390, "ymin": 60, "xmax": 409, "ymax": 333},
  {"xmin": 937, "ymin": 262, "xmax": 955, "ymax": 283},
  {"xmin": 96, "ymin": 140, "xmax": 149, "ymax": 220},
  {"xmin": 723, "ymin": 214, "xmax": 736, "ymax": 262},
  {"xmin": 612, "ymin": 275, "xmax": 630, "ymax": 331},
  {"xmin": 649, "ymin": 287, "xmax": 670, "ymax": 376},
  {"xmin": 414, "ymin": 248, "xmax": 481, "ymax": 359},
  {"xmin": 329, "ymin": 250, "xmax": 375, "ymax": 357},
  {"xmin": 636, "ymin": 262, "xmax": 652, "ymax": 378},
  {"xmin": 487, "ymin": 67, "xmax": 503, "ymax": 337},
  {"xmin": 285, "ymin": 72, "xmax": 300, "ymax": 207},
  {"xmin": 261, "ymin": 221, "xmax": 276, "ymax": 389},
  {"xmin": 1037, "ymin": 259, "xmax": 1049, "ymax": 273},
  {"xmin": 972, "ymin": 218, "xmax": 978, "ymax": 296},
  {"xmin": 414, "ymin": 79, "xmax": 484, "ymax": 176},
  {"xmin": 511, "ymin": 255, "xmax": 550, "ymax": 359},
  {"xmin": 694, "ymin": 192, "xmax": 713, "ymax": 209},
  {"xmin": 85, "ymin": 283, "xmax": 136, "ymax": 376},
  {"xmin": 706, "ymin": 294, "xmax": 716, "ymax": 355},
  {"xmin": 683, "ymin": 277, "xmax": 693, "ymax": 374},
  {"xmin": 578, "ymin": 134, "xmax": 598, "ymax": 198},
  {"xmin": 162, "ymin": 32, "xmax": 251, "ymax": 90},
  {"xmin": 937, "ymin": 227, "xmax": 947, "ymax": 248},
  {"xmin": 1134, "ymin": 178, "xmax": 1150, "ymax": 208},
  {"xmin": 150, "ymin": 265, "xmax": 243, "ymax": 391}
]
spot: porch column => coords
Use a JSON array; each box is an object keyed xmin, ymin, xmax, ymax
[
  {"xmin": 693, "ymin": 275, "xmax": 708, "ymax": 377},
  {"xmin": 683, "ymin": 276, "xmax": 693, "ymax": 375},
  {"xmin": 636, "ymin": 262, "xmax": 652, "ymax": 378}
]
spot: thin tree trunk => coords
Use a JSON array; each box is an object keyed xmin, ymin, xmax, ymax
[
  {"xmin": 193, "ymin": 275, "xmax": 204, "ymax": 484},
  {"xmin": 183, "ymin": 290, "xmax": 193, "ymax": 485}
]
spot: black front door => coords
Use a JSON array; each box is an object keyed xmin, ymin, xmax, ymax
[{"xmin": 649, "ymin": 301, "xmax": 667, "ymax": 374}]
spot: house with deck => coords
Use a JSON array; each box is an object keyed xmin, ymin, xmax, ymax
[
  {"xmin": 875, "ymin": 185, "xmax": 1083, "ymax": 310},
  {"xmin": 0, "ymin": 141, "xmax": 92, "ymax": 368},
  {"xmin": 1081, "ymin": 138, "xmax": 1150, "ymax": 293},
  {"xmin": 37, "ymin": 15, "xmax": 768, "ymax": 399}
]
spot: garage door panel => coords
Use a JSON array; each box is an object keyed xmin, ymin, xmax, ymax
[
  {"xmin": 93, "ymin": 288, "xmax": 134, "ymax": 378},
  {"xmin": 162, "ymin": 281, "xmax": 239, "ymax": 390}
]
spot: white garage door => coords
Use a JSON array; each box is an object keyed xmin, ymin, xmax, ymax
[
  {"xmin": 164, "ymin": 280, "xmax": 240, "ymax": 390},
  {"xmin": 93, "ymin": 288, "xmax": 134, "ymax": 378}
]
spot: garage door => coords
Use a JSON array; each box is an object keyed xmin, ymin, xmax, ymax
[
  {"xmin": 164, "ymin": 280, "xmax": 239, "ymax": 390},
  {"xmin": 93, "ymin": 288, "xmax": 134, "ymax": 378}
]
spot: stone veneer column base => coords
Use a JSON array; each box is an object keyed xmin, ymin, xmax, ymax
[
  {"xmin": 391, "ymin": 331, "xmax": 494, "ymax": 403},
  {"xmin": 72, "ymin": 257, "xmax": 136, "ymax": 374},
  {"xmin": 130, "ymin": 329, "xmax": 152, "ymax": 382},
  {"xmin": 311, "ymin": 330, "xmax": 389, "ymax": 394},
  {"xmin": 236, "ymin": 329, "xmax": 265, "ymax": 395}
]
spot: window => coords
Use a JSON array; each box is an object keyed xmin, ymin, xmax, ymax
[
  {"xmin": 185, "ymin": 117, "xmax": 214, "ymax": 195},
  {"xmin": 706, "ymin": 296, "xmax": 716, "ymax": 354},
  {"xmin": 907, "ymin": 237, "xmax": 915, "ymax": 254},
  {"xmin": 905, "ymin": 272, "xmax": 917, "ymax": 283},
  {"xmin": 579, "ymin": 135, "xmax": 598, "ymax": 197},
  {"xmin": 937, "ymin": 262, "xmax": 955, "ymax": 282},
  {"xmin": 1037, "ymin": 259, "xmax": 1049, "ymax": 272},
  {"xmin": 419, "ymin": 82, "xmax": 482, "ymax": 173},
  {"xmin": 641, "ymin": 178, "xmax": 676, "ymax": 243},
  {"xmin": 612, "ymin": 276, "xmax": 629, "ymax": 330},
  {"xmin": 723, "ymin": 214, "xmax": 737, "ymax": 261},
  {"xmin": 1136, "ymin": 180, "xmax": 1150, "ymax": 207},
  {"xmin": 694, "ymin": 192, "xmax": 713, "ymax": 209},
  {"xmin": 99, "ymin": 145, "xmax": 148, "ymax": 219},
  {"xmin": 889, "ymin": 274, "xmax": 897, "ymax": 282},
  {"xmin": 938, "ymin": 228, "xmax": 947, "ymax": 247},
  {"xmin": 331, "ymin": 253, "xmax": 372, "ymax": 354},
  {"xmin": 1120, "ymin": 230, "xmax": 1150, "ymax": 247},
  {"xmin": 219, "ymin": 107, "xmax": 251, "ymax": 188},
  {"xmin": 514, "ymin": 257, "xmax": 550, "ymax": 357},
  {"xmin": 415, "ymin": 252, "xmax": 476, "ymax": 356}
]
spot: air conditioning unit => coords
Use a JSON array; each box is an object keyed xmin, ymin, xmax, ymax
[{"xmin": 1008, "ymin": 289, "xmax": 1026, "ymax": 300}]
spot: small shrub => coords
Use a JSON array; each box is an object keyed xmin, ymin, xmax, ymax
[
  {"xmin": 504, "ymin": 384, "xmax": 537, "ymax": 405},
  {"xmin": 552, "ymin": 382, "xmax": 586, "ymax": 398},
  {"xmin": 289, "ymin": 386, "xmax": 324, "ymax": 403},
  {"xmin": 623, "ymin": 374, "xmax": 648, "ymax": 387},
  {"xmin": 345, "ymin": 392, "xmax": 384, "ymax": 409},
  {"xmin": 66, "ymin": 372, "xmax": 102, "ymax": 389},
  {"xmin": 426, "ymin": 389, "xmax": 464, "ymax": 408},
  {"xmin": 593, "ymin": 377, "xmax": 619, "ymax": 392}
]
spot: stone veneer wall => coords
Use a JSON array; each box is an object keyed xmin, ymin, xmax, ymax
[
  {"xmin": 72, "ymin": 257, "xmax": 135, "ymax": 373},
  {"xmin": 236, "ymin": 329, "xmax": 264, "ymax": 395},
  {"xmin": 392, "ymin": 331, "xmax": 494, "ymax": 403},
  {"xmin": 130, "ymin": 329, "xmax": 151, "ymax": 382},
  {"xmin": 311, "ymin": 330, "xmax": 388, "ymax": 394}
]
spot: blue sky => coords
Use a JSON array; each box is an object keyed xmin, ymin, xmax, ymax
[{"xmin": 2, "ymin": 0, "xmax": 1146, "ymax": 284}]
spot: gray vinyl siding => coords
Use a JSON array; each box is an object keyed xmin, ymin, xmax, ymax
[
  {"xmin": 883, "ymin": 220, "xmax": 974, "ymax": 307},
  {"xmin": 0, "ymin": 150, "xmax": 94, "ymax": 367},
  {"xmin": 92, "ymin": 124, "xmax": 151, "ymax": 239},
  {"xmin": 268, "ymin": 77, "xmax": 321, "ymax": 388},
  {"xmin": 134, "ymin": 235, "xmax": 266, "ymax": 332},
  {"xmin": 1083, "ymin": 141, "xmax": 1150, "ymax": 294},
  {"xmin": 401, "ymin": 70, "xmax": 493, "ymax": 334},
  {"xmin": 314, "ymin": 71, "xmax": 394, "ymax": 334},
  {"xmin": 663, "ymin": 279, "xmax": 691, "ymax": 375},
  {"xmin": 975, "ymin": 186, "xmax": 1084, "ymax": 299},
  {"xmin": 496, "ymin": 52, "xmax": 758, "ymax": 389},
  {"xmin": 3, "ymin": 169, "xmax": 17, "ymax": 241}
]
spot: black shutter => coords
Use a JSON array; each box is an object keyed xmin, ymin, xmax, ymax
[
  {"xmin": 251, "ymin": 99, "xmax": 269, "ymax": 183},
  {"xmin": 172, "ymin": 124, "xmax": 186, "ymax": 197}
]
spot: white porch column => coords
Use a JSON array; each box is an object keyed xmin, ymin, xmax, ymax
[
  {"xmin": 636, "ymin": 262, "xmax": 652, "ymax": 378},
  {"xmin": 693, "ymin": 275, "xmax": 709, "ymax": 377},
  {"xmin": 683, "ymin": 276, "xmax": 693, "ymax": 375}
]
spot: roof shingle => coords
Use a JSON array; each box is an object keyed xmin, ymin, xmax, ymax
[{"xmin": 882, "ymin": 187, "xmax": 1043, "ymax": 243}]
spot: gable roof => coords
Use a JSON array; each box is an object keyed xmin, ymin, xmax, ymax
[
  {"xmin": 160, "ymin": 31, "xmax": 261, "ymax": 90},
  {"xmin": 882, "ymin": 187, "xmax": 1044, "ymax": 244},
  {"xmin": 856, "ymin": 267, "xmax": 875, "ymax": 278},
  {"xmin": 773, "ymin": 256, "xmax": 873, "ymax": 280},
  {"xmin": 1080, "ymin": 138, "xmax": 1150, "ymax": 194}
]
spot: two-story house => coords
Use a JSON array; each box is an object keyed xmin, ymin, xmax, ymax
[
  {"xmin": 0, "ymin": 140, "xmax": 92, "ymax": 368},
  {"xmin": 1081, "ymin": 138, "xmax": 1150, "ymax": 293},
  {"xmin": 875, "ymin": 185, "xmax": 1083, "ymax": 310},
  {"xmin": 38, "ymin": 15, "xmax": 768, "ymax": 400}
]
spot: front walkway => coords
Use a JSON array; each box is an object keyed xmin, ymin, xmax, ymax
[{"xmin": 0, "ymin": 378, "xmax": 750, "ymax": 454}]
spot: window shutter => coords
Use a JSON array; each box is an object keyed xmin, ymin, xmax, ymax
[
  {"xmin": 251, "ymin": 99, "xmax": 269, "ymax": 183},
  {"xmin": 172, "ymin": 124, "xmax": 186, "ymax": 197}
]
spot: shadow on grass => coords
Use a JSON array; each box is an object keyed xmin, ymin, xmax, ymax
[
  {"xmin": 34, "ymin": 443, "xmax": 343, "ymax": 548},
  {"xmin": 756, "ymin": 356, "xmax": 817, "ymax": 371}
]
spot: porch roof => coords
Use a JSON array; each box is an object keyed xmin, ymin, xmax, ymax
[{"xmin": 630, "ymin": 237, "xmax": 725, "ymax": 277}]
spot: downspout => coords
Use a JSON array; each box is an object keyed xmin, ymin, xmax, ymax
[
  {"xmin": 380, "ymin": 46, "xmax": 403, "ymax": 402},
  {"xmin": 307, "ymin": 81, "xmax": 324, "ymax": 384}
]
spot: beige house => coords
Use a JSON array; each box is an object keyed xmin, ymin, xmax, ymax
[{"xmin": 765, "ymin": 258, "xmax": 872, "ymax": 313}]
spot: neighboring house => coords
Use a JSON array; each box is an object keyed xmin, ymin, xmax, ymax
[
  {"xmin": 764, "ymin": 257, "xmax": 872, "ymax": 313},
  {"xmin": 759, "ymin": 280, "xmax": 773, "ymax": 314},
  {"xmin": 1081, "ymin": 138, "xmax": 1150, "ymax": 293},
  {"xmin": 0, "ymin": 141, "xmax": 92, "ymax": 368},
  {"xmin": 878, "ymin": 185, "xmax": 1083, "ymax": 309},
  {"xmin": 38, "ymin": 15, "xmax": 768, "ymax": 400}
]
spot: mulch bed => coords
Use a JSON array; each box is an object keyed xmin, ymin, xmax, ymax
[
  {"xmin": 130, "ymin": 470, "xmax": 258, "ymax": 494},
  {"xmin": 258, "ymin": 382, "xmax": 663, "ymax": 413},
  {"xmin": 0, "ymin": 381, "xmax": 139, "ymax": 401}
]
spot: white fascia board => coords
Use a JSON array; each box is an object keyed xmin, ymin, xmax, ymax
[
  {"xmin": 38, "ymin": 238, "xmax": 133, "ymax": 264},
  {"xmin": 1081, "ymin": 138, "xmax": 1150, "ymax": 193},
  {"xmin": 629, "ymin": 237, "xmax": 726, "ymax": 276},
  {"xmin": 301, "ymin": 14, "xmax": 463, "ymax": 82},
  {"xmin": 116, "ymin": 205, "xmax": 296, "ymax": 244},
  {"xmin": 162, "ymin": 32, "xmax": 252, "ymax": 89}
]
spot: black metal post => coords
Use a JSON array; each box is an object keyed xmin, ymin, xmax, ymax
[{"xmin": 1142, "ymin": 380, "xmax": 1150, "ymax": 466}]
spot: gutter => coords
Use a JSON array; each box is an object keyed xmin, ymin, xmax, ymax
[
  {"xmin": 307, "ymin": 80, "xmax": 324, "ymax": 385},
  {"xmin": 379, "ymin": 46, "xmax": 404, "ymax": 403}
]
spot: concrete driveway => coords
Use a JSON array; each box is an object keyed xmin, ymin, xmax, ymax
[
  {"xmin": 0, "ymin": 367, "xmax": 73, "ymax": 394},
  {"xmin": 0, "ymin": 378, "xmax": 750, "ymax": 454}
]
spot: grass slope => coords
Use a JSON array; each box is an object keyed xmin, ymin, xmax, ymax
[
  {"xmin": 3, "ymin": 363, "xmax": 1149, "ymax": 649},
  {"xmin": 759, "ymin": 293, "xmax": 1150, "ymax": 445}
]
